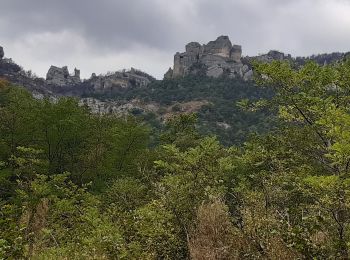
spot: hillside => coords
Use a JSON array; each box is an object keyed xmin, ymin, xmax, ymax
[
  {"xmin": 0, "ymin": 36, "xmax": 349, "ymax": 145},
  {"xmin": 3, "ymin": 0, "xmax": 350, "ymax": 257},
  {"xmin": 2, "ymin": 58, "xmax": 350, "ymax": 258}
]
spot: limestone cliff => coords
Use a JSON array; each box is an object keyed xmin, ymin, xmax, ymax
[{"xmin": 166, "ymin": 36, "xmax": 250, "ymax": 79}]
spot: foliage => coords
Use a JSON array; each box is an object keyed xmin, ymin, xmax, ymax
[
  {"xmin": 2, "ymin": 58, "xmax": 350, "ymax": 259},
  {"xmin": 87, "ymin": 74, "xmax": 273, "ymax": 145}
]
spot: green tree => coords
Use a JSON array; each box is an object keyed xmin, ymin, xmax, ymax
[
  {"xmin": 243, "ymin": 59, "xmax": 350, "ymax": 258},
  {"xmin": 160, "ymin": 113, "xmax": 201, "ymax": 150}
]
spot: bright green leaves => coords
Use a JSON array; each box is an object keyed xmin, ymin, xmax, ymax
[
  {"xmin": 132, "ymin": 200, "xmax": 185, "ymax": 259},
  {"xmin": 248, "ymin": 58, "xmax": 350, "ymax": 257},
  {"xmin": 155, "ymin": 137, "xmax": 230, "ymax": 229},
  {"xmin": 316, "ymin": 105, "xmax": 350, "ymax": 170}
]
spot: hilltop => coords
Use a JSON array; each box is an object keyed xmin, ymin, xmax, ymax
[
  {"xmin": 1, "ymin": 35, "xmax": 348, "ymax": 97},
  {"xmin": 0, "ymin": 36, "xmax": 349, "ymax": 144}
]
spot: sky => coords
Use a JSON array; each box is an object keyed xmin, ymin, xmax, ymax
[{"xmin": 1, "ymin": 0, "xmax": 350, "ymax": 79}]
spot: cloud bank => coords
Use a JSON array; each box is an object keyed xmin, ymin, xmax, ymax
[{"xmin": 1, "ymin": 0, "xmax": 350, "ymax": 78}]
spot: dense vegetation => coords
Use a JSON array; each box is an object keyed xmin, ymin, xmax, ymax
[
  {"xmin": 88, "ymin": 75, "xmax": 273, "ymax": 146},
  {"xmin": 2, "ymin": 59, "xmax": 350, "ymax": 259}
]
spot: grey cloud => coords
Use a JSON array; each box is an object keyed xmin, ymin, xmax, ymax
[
  {"xmin": 193, "ymin": 0, "xmax": 350, "ymax": 55},
  {"xmin": 0, "ymin": 0, "xmax": 184, "ymax": 52},
  {"xmin": 0, "ymin": 0, "xmax": 350, "ymax": 79}
]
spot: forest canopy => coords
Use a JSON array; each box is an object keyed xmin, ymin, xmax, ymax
[{"xmin": 2, "ymin": 59, "xmax": 350, "ymax": 259}]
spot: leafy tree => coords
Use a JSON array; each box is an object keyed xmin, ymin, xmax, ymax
[
  {"xmin": 242, "ymin": 59, "xmax": 350, "ymax": 257},
  {"xmin": 160, "ymin": 113, "xmax": 201, "ymax": 150},
  {"xmin": 2, "ymin": 58, "xmax": 350, "ymax": 259}
]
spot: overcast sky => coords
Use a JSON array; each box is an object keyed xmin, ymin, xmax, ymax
[{"xmin": 1, "ymin": 0, "xmax": 350, "ymax": 79}]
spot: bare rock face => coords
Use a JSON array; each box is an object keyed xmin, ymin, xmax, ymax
[
  {"xmin": 87, "ymin": 68, "xmax": 154, "ymax": 94},
  {"xmin": 167, "ymin": 36, "xmax": 302, "ymax": 81},
  {"xmin": 0, "ymin": 46, "xmax": 4, "ymax": 59},
  {"xmin": 186, "ymin": 42, "xmax": 202, "ymax": 55},
  {"xmin": 74, "ymin": 68, "xmax": 80, "ymax": 79},
  {"xmin": 204, "ymin": 36, "xmax": 232, "ymax": 58},
  {"xmin": 206, "ymin": 65, "xmax": 224, "ymax": 78},
  {"xmin": 164, "ymin": 67, "xmax": 173, "ymax": 79},
  {"xmin": 231, "ymin": 45, "xmax": 242, "ymax": 62},
  {"xmin": 169, "ymin": 36, "xmax": 245, "ymax": 79},
  {"xmin": 173, "ymin": 53, "xmax": 185, "ymax": 77},
  {"xmin": 46, "ymin": 66, "xmax": 81, "ymax": 86}
]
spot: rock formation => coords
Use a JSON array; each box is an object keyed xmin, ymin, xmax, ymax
[
  {"xmin": 164, "ymin": 68, "xmax": 173, "ymax": 79},
  {"xmin": 1, "ymin": 39, "xmax": 347, "ymax": 101},
  {"xmin": 46, "ymin": 66, "xmax": 81, "ymax": 86},
  {"xmin": 0, "ymin": 46, "xmax": 4, "ymax": 59},
  {"xmin": 165, "ymin": 36, "xmax": 302, "ymax": 81},
  {"xmin": 86, "ymin": 68, "xmax": 154, "ymax": 94},
  {"xmin": 167, "ymin": 36, "xmax": 249, "ymax": 79},
  {"xmin": 252, "ymin": 50, "xmax": 291, "ymax": 63},
  {"xmin": 42, "ymin": 66, "xmax": 155, "ymax": 96}
]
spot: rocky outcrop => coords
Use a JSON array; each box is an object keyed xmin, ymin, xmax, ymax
[
  {"xmin": 79, "ymin": 97, "xmax": 209, "ymax": 120},
  {"xmin": 252, "ymin": 50, "xmax": 291, "ymax": 63},
  {"xmin": 164, "ymin": 67, "xmax": 173, "ymax": 79},
  {"xmin": 166, "ymin": 36, "xmax": 306, "ymax": 81},
  {"xmin": 46, "ymin": 66, "xmax": 81, "ymax": 86},
  {"xmin": 86, "ymin": 68, "xmax": 154, "ymax": 94},
  {"xmin": 1, "ymin": 41, "xmax": 348, "ymax": 102},
  {"xmin": 204, "ymin": 36, "xmax": 233, "ymax": 57},
  {"xmin": 167, "ymin": 36, "xmax": 249, "ymax": 79},
  {"xmin": 79, "ymin": 98, "xmax": 159, "ymax": 115},
  {"xmin": 0, "ymin": 46, "xmax": 4, "ymax": 59},
  {"xmin": 0, "ymin": 46, "xmax": 154, "ymax": 97}
]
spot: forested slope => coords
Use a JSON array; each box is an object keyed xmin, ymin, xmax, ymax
[{"xmin": 2, "ymin": 59, "xmax": 350, "ymax": 259}]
